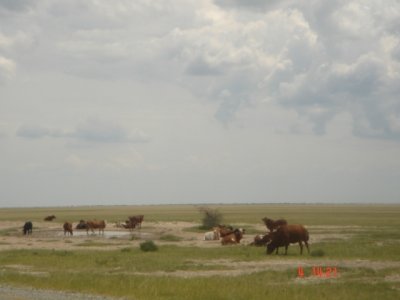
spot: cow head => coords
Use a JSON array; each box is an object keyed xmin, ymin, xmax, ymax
[{"xmin": 266, "ymin": 242, "xmax": 276, "ymax": 254}]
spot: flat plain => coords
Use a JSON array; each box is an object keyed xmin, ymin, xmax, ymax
[{"xmin": 0, "ymin": 204, "xmax": 399, "ymax": 300}]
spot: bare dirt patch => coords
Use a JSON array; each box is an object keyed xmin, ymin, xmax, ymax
[{"xmin": 0, "ymin": 221, "xmax": 369, "ymax": 252}]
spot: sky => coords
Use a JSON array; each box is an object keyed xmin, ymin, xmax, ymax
[{"xmin": 1, "ymin": 0, "xmax": 400, "ymax": 207}]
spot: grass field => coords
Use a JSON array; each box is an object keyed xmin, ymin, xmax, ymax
[{"xmin": 0, "ymin": 204, "xmax": 399, "ymax": 299}]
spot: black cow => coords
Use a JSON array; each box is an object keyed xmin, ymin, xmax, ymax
[{"xmin": 23, "ymin": 221, "xmax": 33, "ymax": 235}]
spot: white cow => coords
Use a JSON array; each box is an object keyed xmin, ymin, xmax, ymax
[{"xmin": 204, "ymin": 229, "xmax": 220, "ymax": 240}]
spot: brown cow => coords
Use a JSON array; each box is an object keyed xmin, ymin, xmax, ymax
[
  {"xmin": 262, "ymin": 217, "xmax": 287, "ymax": 232},
  {"xmin": 266, "ymin": 224, "xmax": 310, "ymax": 255},
  {"xmin": 86, "ymin": 220, "xmax": 106, "ymax": 235},
  {"xmin": 215, "ymin": 225, "xmax": 234, "ymax": 237},
  {"xmin": 44, "ymin": 215, "xmax": 56, "ymax": 221},
  {"xmin": 221, "ymin": 228, "xmax": 245, "ymax": 245},
  {"xmin": 63, "ymin": 222, "xmax": 73, "ymax": 236},
  {"xmin": 127, "ymin": 215, "xmax": 144, "ymax": 229}
]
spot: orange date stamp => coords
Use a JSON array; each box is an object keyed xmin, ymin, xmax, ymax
[{"xmin": 297, "ymin": 266, "xmax": 338, "ymax": 278}]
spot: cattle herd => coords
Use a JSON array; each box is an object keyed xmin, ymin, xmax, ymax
[
  {"xmin": 204, "ymin": 217, "xmax": 310, "ymax": 255},
  {"xmin": 23, "ymin": 215, "xmax": 144, "ymax": 237},
  {"xmin": 251, "ymin": 218, "xmax": 310, "ymax": 255},
  {"xmin": 22, "ymin": 215, "xmax": 310, "ymax": 255}
]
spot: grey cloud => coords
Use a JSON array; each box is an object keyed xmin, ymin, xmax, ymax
[
  {"xmin": 0, "ymin": 0, "xmax": 34, "ymax": 12},
  {"xmin": 213, "ymin": 0, "xmax": 289, "ymax": 11},
  {"xmin": 16, "ymin": 125, "xmax": 50, "ymax": 139},
  {"xmin": 16, "ymin": 120, "xmax": 150, "ymax": 144},
  {"xmin": 73, "ymin": 119, "xmax": 150, "ymax": 143},
  {"xmin": 5, "ymin": 0, "xmax": 400, "ymax": 141}
]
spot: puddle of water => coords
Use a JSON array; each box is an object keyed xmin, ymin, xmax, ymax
[{"xmin": 57, "ymin": 230, "xmax": 154, "ymax": 239}]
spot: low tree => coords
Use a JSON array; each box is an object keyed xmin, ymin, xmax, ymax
[{"xmin": 199, "ymin": 207, "xmax": 223, "ymax": 230}]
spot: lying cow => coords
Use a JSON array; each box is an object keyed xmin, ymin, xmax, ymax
[
  {"xmin": 266, "ymin": 224, "xmax": 310, "ymax": 255},
  {"xmin": 250, "ymin": 234, "xmax": 272, "ymax": 246},
  {"xmin": 221, "ymin": 228, "xmax": 245, "ymax": 245},
  {"xmin": 23, "ymin": 221, "xmax": 33, "ymax": 235},
  {"xmin": 63, "ymin": 222, "xmax": 73, "ymax": 236},
  {"xmin": 215, "ymin": 224, "xmax": 234, "ymax": 237},
  {"xmin": 204, "ymin": 228, "xmax": 220, "ymax": 240},
  {"xmin": 86, "ymin": 220, "xmax": 106, "ymax": 235},
  {"xmin": 262, "ymin": 217, "xmax": 287, "ymax": 232},
  {"xmin": 44, "ymin": 215, "xmax": 56, "ymax": 221}
]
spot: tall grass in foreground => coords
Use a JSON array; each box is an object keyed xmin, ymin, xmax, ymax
[
  {"xmin": 0, "ymin": 237, "xmax": 399, "ymax": 300},
  {"xmin": 1, "ymin": 265, "xmax": 399, "ymax": 300}
]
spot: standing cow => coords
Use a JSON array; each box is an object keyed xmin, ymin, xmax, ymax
[
  {"xmin": 63, "ymin": 222, "xmax": 73, "ymax": 236},
  {"xmin": 262, "ymin": 217, "xmax": 288, "ymax": 232},
  {"xmin": 23, "ymin": 221, "xmax": 33, "ymax": 235},
  {"xmin": 128, "ymin": 215, "xmax": 144, "ymax": 228},
  {"xmin": 266, "ymin": 224, "xmax": 310, "ymax": 255},
  {"xmin": 86, "ymin": 220, "xmax": 106, "ymax": 235}
]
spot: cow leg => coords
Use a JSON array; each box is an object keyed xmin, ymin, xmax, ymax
[
  {"xmin": 299, "ymin": 241, "xmax": 303, "ymax": 254},
  {"xmin": 304, "ymin": 241, "xmax": 310, "ymax": 254}
]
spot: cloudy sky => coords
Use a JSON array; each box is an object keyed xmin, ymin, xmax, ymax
[{"xmin": 1, "ymin": 0, "xmax": 400, "ymax": 207}]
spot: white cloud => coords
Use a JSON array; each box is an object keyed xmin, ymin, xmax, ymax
[
  {"xmin": 0, "ymin": 56, "xmax": 15, "ymax": 83},
  {"xmin": 1, "ymin": 0, "xmax": 400, "ymax": 206}
]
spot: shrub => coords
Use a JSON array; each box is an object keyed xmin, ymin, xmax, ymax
[
  {"xmin": 140, "ymin": 240, "xmax": 158, "ymax": 252},
  {"xmin": 199, "ymin": 207, "xmax": 223, "ymax": 230}
]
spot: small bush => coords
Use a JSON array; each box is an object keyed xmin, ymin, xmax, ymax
[
  {"xmin": 310, "ymin": 249, "xmax": 325, "ymax": 257},
  {"xmin": 199, "ymin": 207, "xmax": 223, "ymax": 230},
  {"xmin": 140, "ymin": 240, "xmax": 158, "ymax": 252}
]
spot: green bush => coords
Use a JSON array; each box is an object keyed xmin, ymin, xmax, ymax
[
  {"xmin": 199, "ymin": 207, "xmax": 223, "ymax": 230},
  {"xmin": 140, "ymin": 240, "xmax": 158, "ymax": 252}
]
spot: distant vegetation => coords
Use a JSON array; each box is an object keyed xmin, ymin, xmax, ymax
[
  {"xmin": 199, "ymin": 206, "xmax": 223, "ymax": 230},
  {"xmin": 140, "ymin": 240, "xmax": 158, "ymax": 252}
]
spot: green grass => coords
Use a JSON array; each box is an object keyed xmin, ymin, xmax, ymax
[
  {"xmin": 0, "ymin": 204, "xmax": 400, "ymax": 299},
  {"xmin": 1, "ymin": 203, "xmax": 400, "ymax": 226},
  {"xmin": 0, "ymin": 246, "xmax": 399, "ymax": 300}
]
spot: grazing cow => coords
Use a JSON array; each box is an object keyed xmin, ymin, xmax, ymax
[
  {"xmin": 76, "ymin": 220, "xmax": 89, "ymax": 229},
  {"xmin": 262, "ymin": 217, "xmax": 287, "ymax": 232},
  {"xmin": 23, "ymin": 221, "xmax": 33, "ymax": 235},
  {"xmin": 221, "ymin": 228, "xmax": 245, "ymax": 245},
  {"xmin": 266, "ymin": 224, "xmax": 310, "ymax": 255},
  {"xmin": 44, "ymin": 215, "xmax": 56, "ymax": 221},
  {"xmin": 86, "ymin": 220, "xmax": 106, "ymax": 235},
  {"xmin": 127, "ymin": 215, "xmax": 144, "ymax": 229},
  {"xmin": 63, "ymin": 222, "xmax": 73, "ymax": 236},
  {"xmin": 250, "ymin": 234, "xmax": 272, "ymax": 246},
  {"xmin": 204, "ymin": 228, "xmax": 220, "ymax": 241}
]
